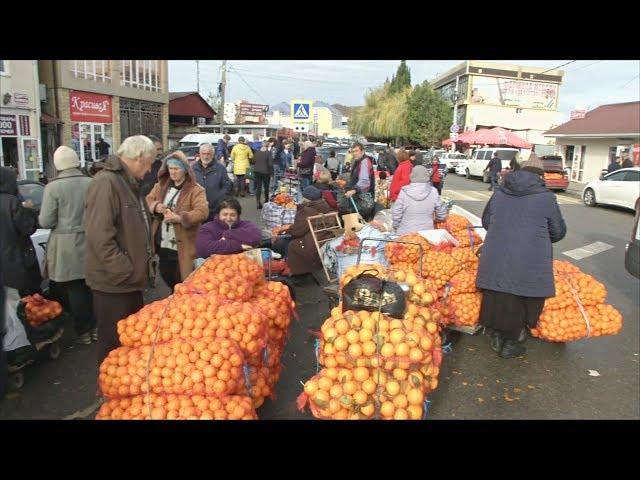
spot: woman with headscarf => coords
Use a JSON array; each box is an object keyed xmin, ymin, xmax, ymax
[
  {"xmin": 146, "ymin": 151, "xmax": 209, "ymax": 289},
  {"xmin": 476, "ymin": 154, "xmax": 567, "ymax": 358},
  {"xmin": 392, "ymin": 165, "xmax": 448, "ymax": 235},
  {"xmin": 297, "ymin": 140, "xmax": 316, "ymax": 190}
]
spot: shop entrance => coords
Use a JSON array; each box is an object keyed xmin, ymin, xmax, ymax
[
  {"xmin": 1, "ymin": 137, "xmax": 19, "ymax": 170},
  {"xmin": 72, "ymin": 122, "xmax": 113, "ymax": 166}
]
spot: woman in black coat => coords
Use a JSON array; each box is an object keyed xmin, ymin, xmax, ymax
[
  {"xmin": 476, "ymin": 155, "xmax": 566, "ymax": 358},
  {"xmin": 0, "ymin": 167, "xmax": 41, "ymax": 296}
]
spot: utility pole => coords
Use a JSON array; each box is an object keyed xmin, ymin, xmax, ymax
[
  {"xmin": 219, "ymin": 60, "xmax": 227, "ymax": 134},
  {"xmin": 451, "ymin": 75, "xmax": 460, "ymax": 152},
  {"xmin": 196, "ymin": 60, "xmax": 200, "ymax": 94}
]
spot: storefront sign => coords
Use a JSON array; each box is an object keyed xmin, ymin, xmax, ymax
[
  {"xmin": 69, "ymin": 90, "xmax": 113, "ymax": 123},
  {"xmin": 0, "ymin": 114, "xmax": 17, "ymax": 136},
  {"xmin": 14, "ymin": 93, "xmax": 29, "ymax": 107},
  {"xmin": 238, "ymin": 103, "xmax": 269, "ymax": 116},
  {"xmin": 19, "ymin": 115, "xmax": 30, "ymax": 136}
]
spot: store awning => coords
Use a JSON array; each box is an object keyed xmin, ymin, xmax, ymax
[{"xmin": 40, "ymin": 112, "xmax": 64, "ymax": 125}]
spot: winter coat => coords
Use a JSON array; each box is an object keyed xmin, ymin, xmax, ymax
[
  {"xmin": 426, "ymin": 162, "xmax": 447, "ymax": 183},
  {"xmin": 390, "ymin": 159, "xmax": 413, "ymax": 201},
  {"xmin": 84, "ymin": 155, "xmax": 154, "ymax": 294},
  {"xmin": 252, "ymin": 149, "xmax": 273, "ymax": 175},
  {"xmin": 287, "ymin": 199, "xmax": 331, "ymax": 275},
  {"xmin": 392, "ymin": 183, "xmax": 448, "ymax": 235},
  {"xmin": 192, "ymin": 159, "xmax": 233, "ymax": 218},
  {"xmin": 0, "ymin": 167, "xmax": 39, "ymax": 291},
  {"xmin": 384, "ymin": 150, "xmax": 399, "ymax": 174},
  {"xmin": 607, "ymin": 162, "xmax": 621, "ymax": 173},
  {"xmin": 216, "ymin": 139, "xmax": 229, "ymax": 163},
  {"xmin": 346, "ymin": 155, "xmax": 375, "ymax": 195},
  {"xmin": 146, "ymin": 159, "xmax": 209, "ymax": 281},
  {"xmin": 476, "ymin": 169, "xmax": 567, "ymax": 298},
  {"xmin": 487, "ymin": 156, "xmax": 503, "ymax": 173},
  {"xmin": 195, "ymin": 217, "xmax": 262, "ymax": 258},
  {"xmin": 316, "ymin": 183, "xmax": 338, "ymax": 210},
  {"xmin": 38, "ymin": 168, "xmax": 92, "ymax": 282},
  {"xmin": 231, "ymin": 143, "xmax": 254, "ymax": 175},
  {"xmin": 413, "ymin": 150, "xmax": 424, "ymax": 166},
  {"xmin": 298, "ymin": 147, "xmax": 316, "ymax": 177}
]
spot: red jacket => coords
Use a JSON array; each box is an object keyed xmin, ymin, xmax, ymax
[{"xmin": 390, "ymin": 160, "xmax": 412, "ymax": 201}]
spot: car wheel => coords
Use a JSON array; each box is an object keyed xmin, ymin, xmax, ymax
[
  {"xmin": 465, "ymin": 168, "xmax": 471, "ymax": 179},
  {"xmin": 583, "ymin": 188, "xmax": 597, "ymax": 207}
]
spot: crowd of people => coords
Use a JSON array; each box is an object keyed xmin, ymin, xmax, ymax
[{"xmin": 0, "ymin": 132, "xmax": 571, "ymax": 400}]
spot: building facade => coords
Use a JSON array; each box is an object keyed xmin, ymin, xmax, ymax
[
  {"xmin": 266, "ymin": 101, "xmax": 350, "ymax": 138},
  {"xmin": 169, "ymin": 92, "xmax": 216, "ymax": 149},
  {"xmin": 0, "ymin": 60, "xmax": 44, "ymax": 180},
  {"xmin": 431, "ymin": 61, "xmax": 564, "ymax": 147},
  {"xmin": 544, "ymin": 101, "xmax": 640, "ymax": 185},
  {"xmin": 38, "ymin": 60, "xmax": 169, "ymax": 174}
]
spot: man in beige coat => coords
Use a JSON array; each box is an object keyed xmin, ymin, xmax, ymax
[
  {"xmin": 85, "ymin": 136, "xmax": 155, "ymax": 367},
  {"xmin": 39, "ymin": 146, "xmax": 95, "ymax": 344}
]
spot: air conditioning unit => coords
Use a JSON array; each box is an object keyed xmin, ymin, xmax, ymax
[{"xmin": 39, "ymin": 84, "xmax": 47, "ymax": 103}]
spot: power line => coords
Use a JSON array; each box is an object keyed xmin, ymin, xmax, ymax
[
  {"xmin": 566, "ymin": 60, "xmax": 604, "ymax": 72},
  {"xmin": 539, "ymin": 60, "xmax": 576, "ymax": 75},
  {"xmin": 229, "ymin": 66, "xmax": 360, "ymax": 86},
  {"xmin": 619, "ymin": 74, "xmax": 639, "ymax": 89},
  {"xmin": 227, "ymin": 67, "xmax": 270, "ymax": 105}
]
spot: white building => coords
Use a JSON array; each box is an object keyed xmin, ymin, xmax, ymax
[
  {"xmin": 266, "ymin": 101, "xmax": 349, "ymax": 138},
  {"xmin": 0, "ymin": 60, "xmax": 44, "ymax": 180}
]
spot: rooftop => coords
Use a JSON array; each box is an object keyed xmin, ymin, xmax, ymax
[{"xmin": 544, "ymin": 101, "xmax": 640, "ymax": 137}]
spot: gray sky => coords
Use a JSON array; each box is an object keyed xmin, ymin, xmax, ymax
[{"xmin": 169, "ymin": 60, "xmax": 640, "ymax": 121}]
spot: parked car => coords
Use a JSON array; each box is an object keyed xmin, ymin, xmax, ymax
[
  {"xmin": 17, "ymin": 180, "xmax": 46, "ymax": 214},
  {"xmin": 625, "ymin": 197, "xmax": 640, "ymax": 279},
  {"xmin": 498, "ymin": 155, "xmax": 569, "ymax": 191},
  {"xmin": 455, "ymin": 159, "xmax": 470, "ymax": 176},
  {"xmin": 465, "ymin": 147, "xmax": 519, "ymax": 182},
  {"xmin": 440, "ymin": 152, "xmax": 469, "ymax": 172},
  {"xmin": 582, "ymin": 167, "xmax": 640, "ymax": 211},
  {"xmin": 177, "ymin": 145, "xmax": 201, "ymax": 163}
]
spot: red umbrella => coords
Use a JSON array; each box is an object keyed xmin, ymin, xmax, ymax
[
  {"xmin": 442, "ymin": 131, "xmax": 474, "ymax": 147},
  {"xmin": 465, "ymin": 127, "xmax": 532, "ymax": 149}
]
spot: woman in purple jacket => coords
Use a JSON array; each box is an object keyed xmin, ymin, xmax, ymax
[{"xmin": 195, "ymin": 197, "xmax": 262, "ymax": 258}]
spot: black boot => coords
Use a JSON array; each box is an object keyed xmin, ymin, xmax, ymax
[
  {"xmin": 257, "ymin": 202, "xmax": 263, "ymax": 210},
  {"xmin": 490, "ymin": 331, "xmax": 504, "ymax": 354},
  {"xmin": 499, "ymin": 339, "xmax": 526, "ymax": 359}
]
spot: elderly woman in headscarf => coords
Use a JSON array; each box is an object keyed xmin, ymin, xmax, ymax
[
  {"xmin": 476, "ymin": 154, "xmax": 567, "ymax": 359},
  {"xmin": 297, "ymin": 140, "xmax": 316, "ymax": 190},
  {"xmin": 146, "ymin": 151, "xmax": 209, "ymax": 289}
]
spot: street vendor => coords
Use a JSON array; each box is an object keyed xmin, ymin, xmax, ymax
[
  {"xmin": 392, "ymin": 165, "xmax": 448, "ymax": 235},
  {"xmin": 315, "ymin": 168, "xmax": 338, "ymax": 210},
  {"xmin": 195, "ymin": 197, "xmax": 262, "ymax": 258},
  {"xmin": 272, "ymin": 186, "xmax": 331, "ymax": 278}
]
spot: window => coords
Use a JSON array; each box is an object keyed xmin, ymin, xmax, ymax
[
  {"xmin": 71, "ymin": 60, "xmax": 111, "ymax": 82},
  {"xmin": 495, "ymin": 149, "xmax": 518, "ymax": 160},
  {"xmin": 121, "ymin": 60, "xmax": 161, "ymax": 91},
  {"xmin": 604, "ymin": 171, "xmax": 626, "ymax": 181},
  {"xmin": 623, "ymin": 171, "xmax": 640, "ymax": 182},
  {"xmin": 0, "ymin": 60, "xmax": 6, "ymax": 75}
]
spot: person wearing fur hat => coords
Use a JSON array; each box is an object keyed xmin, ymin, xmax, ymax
[
  {"xmin": 392, "ymin": 165, "xmax": 448, "ymax": 235},
  {"xmin": 272, "ymin": 185, "xmax": 331, "ymax": 276},
  {"xmin": 476, "ymin": 152, "xmax": 566, "ymax": 359},
  {"xmin": 146, "ymin": 151, "xmax": 209, "ymax": 289},
  {"xmin": 39, "ymin": 146, "xmax": 96, "ymax": 344}
]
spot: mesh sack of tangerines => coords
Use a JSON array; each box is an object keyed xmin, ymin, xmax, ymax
[{"xmin": 530, "ymin": 260, "xmax": 623, "ymax": 342}]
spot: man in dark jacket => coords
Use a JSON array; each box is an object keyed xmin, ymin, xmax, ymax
[
  {"xmin": 345, "ymin": 143, "xmax": 376, "ymax": 221},
  {"xmin": 85, "ymin": 135, "xmax": 156, "ymax": 368},
  {"xmin": 215, "ymin": 135, "xmax": 231, "ymax": 164},
  {"xmin": 621, "ymin": 155, "xmax": 633, "ymax": 169},
  {"xmin": 476, "ymin": 154, "xmax": 566, "ymax": 359},
  {"xmin": 485, "ymin": 152, "xmax": 503, "ymax": 191},
  {"xmin": 252, "ymin": 141, "xmax": 274, "ymax": 209},
  {"xmin": 607, "ymin": 157, "xmax": 622, "ymax": 173},
  {"xmin": 384, "ymin": 147, "xmax": 398, "ymax": 174},
  {"xmin": 96, "ymin": 137, "xmax": 111, "ymax": 159},
  {"xmin": 140, "ymin": 135, "xmax": 165, "ymax": 197},
  {"xmin": 192, "ymin": 143, "xmax": 232, "ymax": 220}
]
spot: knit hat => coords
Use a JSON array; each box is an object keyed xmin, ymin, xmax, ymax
[
  {"xmin": 302, "ymin": 185, "xmax": 322, "ymax": 201},
  {"xmin": 54, "ymin": 146, "xmax": 81, "ymax": 171},
  {"xmin": 410, "ymin": 165, "xmax": 430, "ymax": 183},
  {"xmin": 521, "ymin": 153, "xmax": 544, "ymax": 175}
]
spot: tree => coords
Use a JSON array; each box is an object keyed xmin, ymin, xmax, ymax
[
  {"xmin": 407, "ymin": 81, "xmax": 451, "ymax": 147},
  {"xmin": 389, "ymin": 60, "xmax": 411, "ymax": 95}
]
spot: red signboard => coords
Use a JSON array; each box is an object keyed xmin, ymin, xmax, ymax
[
  {"xmin": 19, "ymin": 115, "xmax": 30, "ymax": 136},
  {"xmin": 0, "ymin": 114, "xmax": 17, "ymax": 136},
  {"xmin": 69, "ymin": 90, "xmax": 113, "ymax": 123}
]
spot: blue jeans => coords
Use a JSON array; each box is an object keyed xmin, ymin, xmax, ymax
[
  {"xmin": 489, "ymin": 172, "xmax": 498, "ymax": 190},
  {"xmin": 299, "ymin": 176, "xmax": 312, "ymax": 190}
]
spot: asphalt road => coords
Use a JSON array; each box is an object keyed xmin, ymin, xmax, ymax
[{"xmin": 1, "ymin": 176, "xmax": 638, "ymax": 420}]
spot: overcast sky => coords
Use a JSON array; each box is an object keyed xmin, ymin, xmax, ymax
[{"xmin": 169, "ymin": 60, "xmax": 640, "ymax": 121}]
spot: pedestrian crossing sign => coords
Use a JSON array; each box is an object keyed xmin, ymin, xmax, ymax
[{"xmin": 291, "ymin": 99, "xmax": 313, "ymax": 123}]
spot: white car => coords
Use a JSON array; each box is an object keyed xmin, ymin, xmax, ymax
[
  {"xmin": 582, "ymin": 167, "xmax": 640, "ymax": 211},
  {"xmin": 440, "ymin": 152, "xmax": 468, "ymax": 172},
  {"xmin": 455, "ymin": 160, "xmax": 470, "ymax": 175},
  {"xmin": 465, "ymin": 147, "xmax": 519, "ymax": 182}
]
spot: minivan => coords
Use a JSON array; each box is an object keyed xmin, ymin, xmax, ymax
[{"xmin": 465, "ymin": 148, "xmax": 519, "ymax": 182}]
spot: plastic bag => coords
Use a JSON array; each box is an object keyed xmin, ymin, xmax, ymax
[
  {"xmin": 96, "ymin": 393, "xmax": 257, "ymax": 420},
  {"xmin": 341, "ymin": 275, "xmax": 406, "ymax": 319}
]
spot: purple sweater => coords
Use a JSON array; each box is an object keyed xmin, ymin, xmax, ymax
[{"xmin": 195, "ymin": 217, "xmax": 262, "ymax": 257}]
